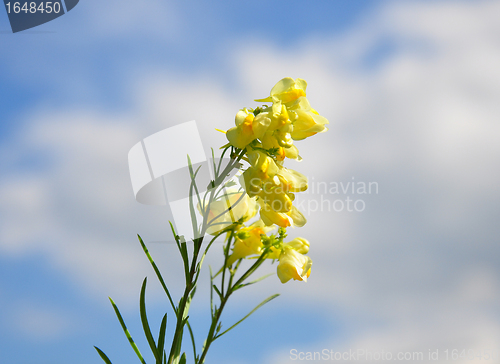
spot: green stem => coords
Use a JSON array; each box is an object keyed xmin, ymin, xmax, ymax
[
  {"xmin": 167, "ymin": 149, "xmax": 246, "ymax": 364},
  {"xmin": 168, "ymin": 237, "xmax": 201, "ymax": 363},
  {"xmin": 198, "ymin": 293, "xmax": 230, "ymax": 364},
  {"xmin": 220, "ymin": 232, "xmax": 234, "ymax": 298},
  {"xmin": 197, "ymin": 248, "xmax": 270, "ymax": 364}
]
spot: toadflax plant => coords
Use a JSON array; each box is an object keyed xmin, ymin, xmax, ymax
[{"xmin": 95, "ymin": 77, "xmax": 329, "ymax": 364}]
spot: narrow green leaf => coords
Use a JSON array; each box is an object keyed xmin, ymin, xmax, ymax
[
  {"xmin": 212, "ymin": 184, "xmax": 224, "ymax": 201},
  {"xmin": 184, "ymin": 286, "xmax": 196, "ymax": 319},
  {"xmin": 189, "ymin": 159, "xmax": 204, "ymax": 213},
  {"xmin": 94, "ymin": 346, "xmax": 113, "ymax": 364},
  {"xmin": 186, "ymin": 321, "xmax": 197, "ymax": 364},
  {"xmin": 212, "ymin": 284, "xmax": 222, "ymax": 299},
  {"xmin": 193, "ymin": 229, "xmax": 227, "ymax": 288},
  {"xmin": 140, "ymin": 278, "xmax": 160, "ymax": 362},
  {"xmin": 201, "ymin": 187, "xmax": 212, "ymax": 215},
  {"xmin": 192, "ymin": 253, "xmax": 207, "ymax": 286},
  {"xmin": 170, "ymin": 317, "xmax": 189, "ymax": 363},
  {"xmin": 213, "ymin": 147, "xmax": 244, "ymax": 186},
  {"xmin": 187, "ymin": 155, "xmax": 201, "ymax": 238},
  {"xmin": 216, "ymin": 146, "xmax": 230, "ymax": 177},
  {"xmin": 188, "ymin": 285, "xmax": 197, "ymax": 302},
  {"xmin": 201, "ymin": 338, "xmax": 207, "ymax": 353},
  {"xmin": 168, "ymin": 223, "xmax": 190, "ymax": 284},
  {"xmin": 233, "ymin": 273, "xmax": 275, "ymax": 291},
  {"xmin": 224, "ymin": 180, "xmax": 237, "ymax": 188},
  {"xmin": 214, "ymin": 294, "xmax": 280, "ymax": 340},
  {"xmin": 157, "ymin": 313, "xmax": 168, "ymax": 362},
  {"xmin": 231, "ymin": 247, "xmax": 271, "ymax": 289},
  {"xmin": 179, "ymin": 352, "xmax": 187, "ymax": 364},
  {"xmin": 168, "ymin": 220, "xmax": 182, "ymax": 248},
  {"xmin": 188, "ymin": 176, "xmax": 197, "ymax": 233},
  {"xmin": 109, "ymin": 297, "xmax": 146, "ymax": 364},
  {"xmin": 209, "ymin": 266, "xmax": 214, "ymax": 317},
  {"xmin": 167, "ymin": 223, "xmax": 181, "ymax": 245},
  {"xmin": 211, "ymin": 147, "xmax": 217, "ymax": 183},
  {"xmin": 179, "ymin": 237, "xmax": 190, "ymax": 284},
  {"xmin": 138, "ymin": 234, "xmax": 176, "ymax": 314}
]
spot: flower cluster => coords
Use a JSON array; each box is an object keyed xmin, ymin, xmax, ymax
[
  {"xmin": 210, "ymin": 77, "xmax": 328, "ymax": 283},
  {"xmin": 96, "ymin": 77, "xmax": 330, "ymax": 364}
]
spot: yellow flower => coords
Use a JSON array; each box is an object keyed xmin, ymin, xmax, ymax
[
  {"xmin": 269, "ymin": 103, "xmax": 291, "ymax": 131},
  {"xmin": 276, "ymin": 247, "xmax": 312, "ymax": 283},
  {"xmin": 226, "ymin": 220, "xmax": 276, "ymax": 266},
  {"xmin": 204, "ymin": 189, "xmax": 258, "ymax": 235},
  {"xmin": 254, "ymin": 77, "xmax": 327, "ymax": 142},
  {"xmin": 229, "ymin": 97, "xmax": 294, "ymax": 151},
  {"xmin": 226, "ymin": 226, "xmax": 264, "ymax": 266},
  {"xmin": 285, "ymin": 237, "xmax": 310, "ymax": 254},
  {"xmin": 226, "ymin": 108, "xmax": 271, "ymax": 149},
  {"xmin": 259, "ymin": 201, "xmax": 292, "ymax": 227},
  {"xmin": 246, "ymin": 150, "xmax": 279, "ymax": 178},
  {"xmin": 284, "ymin": 145, "xmax": 301, "ymax": 161},
  {"xmin": 273, "ymin": 128, "xmax": 294, "ymax": 148},
  {"xmin": 266, "ymin": 237, "xmax": 310, "ymax": 260},
  {"xmin": 260, "ymin": 131, "xmax": 280, "ymax": 150},
  {"xmin": 242, "ymin": 150, "xmax": 279, "ymax": 196},
  {"xmin": 254, "ymin": 166, "xmax": 307, "ymax": 215},
  {"xmin": 287, "ymin": 205, "xmax": 307, "ymax": 226},
  {"xmin": 259, "ymin": 184, "xmax": 293, "ymax": 213},
  {"xmin": 259, "ymin": 202, "xmax": 306, "ymax": 228},
  {"xmin": 260, "ymin": 132, "xmax": 289, "ymax": 162},
  {"xmin": 275, "ymin": 167, "xmax": 308, "ymax": 193},
  {"xmin": 256, "ymin": 77, "xmax": 308, "ymax": 105},
  {"xmin": 287, "ymin": 97, "xmax": 329, "ymax": 140}
]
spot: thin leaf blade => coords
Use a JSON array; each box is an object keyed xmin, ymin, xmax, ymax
[
  {"xmin": 179, "ymin": 352, "xmax": 187, "ymax": 364},
  {"xmin": 138, "ymin": 234, "xmax": 176, "ymax": 313},
  {"xmin": 157, "ymin": 313, "xmax": 168, "ymax": 361},
  {"xmin": 186, "ymin": 321, "xmax": 197, "ymax": 364},
  {"xmin": 233, "ymin": 273, "xmax": 275, "ymax": 291},
  {"xmin": 109, "ymin": 297, "xmax": 146, "ymax": 364},
  {"xmin": 214, "ymin": 294, "xmax": 280, "ymax": 339},
  {"xmin": 94, "ymin": 346, "xmax": 113, "ymax": 364},
  {"xmin": 139, "ymin": 277, "xmax": 160, "ymax": 362}
]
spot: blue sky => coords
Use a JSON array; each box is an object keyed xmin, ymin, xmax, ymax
[{"xmin": 1, "ymin": 1, "xmax": 500, "ymax": 363}]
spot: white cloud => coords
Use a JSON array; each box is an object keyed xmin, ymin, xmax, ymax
[
  {"xmin": 1, "ymin": 0, "xmax": 499, "ymax": 357},
  {"xmin": 0, "ymin": 109, "xmax": 181, "ymax": 303},
  {"xmin": 9, "ymin": 302, "xmax": 73, "ymax": 341},
  {"xmin": 0, "ymin": 79, "xmax": 257, "ymax": 305},
  {"xmin": 235, "ymin": 0, "xmax": 500, "ymax": 361}
]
